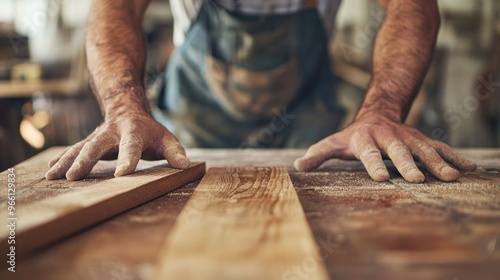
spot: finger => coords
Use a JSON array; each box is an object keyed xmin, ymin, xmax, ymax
[
  {"xmin": 432, "ymin": 141, "xmax": 477, "ymax": 171},
  {"xmin": 114, "ymin": 135, "xmax": 144, "ymax": 177},
  {"xmin": 48, "ymin": 146, "xmax": 70, "ymax": 168},
  {"xmin": 294, "ymin": 138, "xmax": 342, "ymax": 172},
  {"xmin": 385, "ymin": 141, "xmax": 425, "ymax": 183},
  {"xmin": 65, "ymin": 134, "xmax": 117, "ymax": 180},
  {"xmin": 412, "ymin": 142, "xmax": 459, "ymax": 182},
  {"xmin": 162, "ymin": 137, "xmax": 190, "ymax": 169},
  {"xmin": 45, "ymin": 141, "xmax": 86, "ymax": 180},
  {"xmin": 357, "ymin": 142, "xmax": 390, "ymax": 182}
]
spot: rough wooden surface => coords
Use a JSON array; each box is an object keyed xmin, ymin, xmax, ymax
[
  {"xmin": 0, "ymin": 149, "xmax": 205, "ymax": 266},
  {"xmin": 1, "ymin": 148, "xmax": 499, "ymax": 280},
  {"xmin": 155, "ymin": 167, "xmax": 328, "ymax": 280}
]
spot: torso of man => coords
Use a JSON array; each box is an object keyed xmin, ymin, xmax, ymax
[{"xmin": 170, "ymin": 0, "xmax": 341, "ymax": 46}]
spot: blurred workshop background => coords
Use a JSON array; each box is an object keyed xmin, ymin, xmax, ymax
[{"xmin": 0, "ymin": 0, "xmax": 499, "ymax": 171}]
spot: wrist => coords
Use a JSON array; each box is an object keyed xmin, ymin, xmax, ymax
[
  {"xmin": 355, "ymin": 111, "xmax": 399, "ymax": 125},
  {"xmin": 355, "ymin": 108, "xmax": 402, "ymax": 123},
  {"xmin": 101, "ymin": 86, "xmax": 151, "ymax": 121},
  {"xmin": 355, "ymin": 87, "xmax": 407, "ymax": 123},
  {"xmin": 105, "ymin": 107, "xmax": 150, "ymax": 122}
]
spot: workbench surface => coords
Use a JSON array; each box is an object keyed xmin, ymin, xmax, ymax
[{"xmin": 1, "ymin": 148, "xmax": 499, "ymax": 280}]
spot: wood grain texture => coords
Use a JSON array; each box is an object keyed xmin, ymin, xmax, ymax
[
  {"xmin": 1, "ymin": 148, "xmax": 499, "ymax": 280},
  {"xmin": 155, "ymin": 167, "xmax": 329, "ymax": 280},
  {"xmin": 0, "ymin": 148, "xmax": 205, "ymax": 262}
]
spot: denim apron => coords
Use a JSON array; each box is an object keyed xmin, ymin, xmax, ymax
[{"xmin": 154, "ymin": 0, "xmax": 345, "ymax": 148}]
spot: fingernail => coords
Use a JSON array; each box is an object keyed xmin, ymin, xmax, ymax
[
  {"xmin": 65, "ymin": 169, "xmax": 81, "ymax": 180},
  {"xmin": 442, "ymin": 166, "xmax": 459, "ymax": 181},
  {"xmin": 293, "ymin": 158, "xmax": 306, "ymax": 171},
  {"xmin": 295, "ymin": 156, "xmax": 320, "ymax": 172},
  {"xmin": 374, "ymin": 170, "xmax": 390, "ymax": 181},
  {"xmin": 115, "ymin": 164, "xmax": 126, "ymax": 173},
  {"xmin": 114, "ymin": 166, "xmax": 127, "ymax": 177},
  {"xmin": 45, "ymin": 171, "xmax": 54, "ymax": 180},
  {"xmin": 466, "ymin": 162, "xmax": 477, "ymax": 171},
  {"xmin": 444, "ymin": 166, "xmax": 458, "ymax": 174},
  {"xmin": 409, "ymin": 170, "xmax": 425, "ymax": 183},
  {"xmin": 45, "ymin": 166, "xmax": 58, "ymax": 180},
  {"xmin": 174, "ymin": 155, "xmax": 190, "ymax": 169}
]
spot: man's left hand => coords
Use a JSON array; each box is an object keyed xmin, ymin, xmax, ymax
[{"xmin": 294, "ymin": 113, "xmax": 476, "ymax": 182}]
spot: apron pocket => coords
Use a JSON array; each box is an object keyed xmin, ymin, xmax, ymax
[{"xmin": 206, "ymin": 53, "xmax": 298, "ymax": 121}]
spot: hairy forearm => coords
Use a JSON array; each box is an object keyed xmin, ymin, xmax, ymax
[
  {"xmin": 356, "ymin": 0, "xmax": 440, "ymax": 122},
  {"xmin": 86, "ymin": 0, "xmax": 151, "ymax": 120}
]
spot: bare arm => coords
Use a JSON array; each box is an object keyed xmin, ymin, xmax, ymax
[
  {"xmin": 46, "ymin": 0, "xmax": 189, "ymax": 181},
  {"xmin": 86, "ymin": 0, "xmax": 150, "ymax": 119},
  {"xmin": 357, "ymin": 0, "xmax": 439, "ymax": 121},
  {"xmin": 296, "ymin": 0, "xmax": 476, "ymax": 182}
]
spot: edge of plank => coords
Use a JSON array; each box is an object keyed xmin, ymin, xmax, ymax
[{"xmin": 0, "ymin": 162, "xmax": 205, "ymax": 259}]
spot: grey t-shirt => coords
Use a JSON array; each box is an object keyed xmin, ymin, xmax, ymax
[{"xmin": 170, "ymin": 0, "xmax": 341, "ymax": 45}]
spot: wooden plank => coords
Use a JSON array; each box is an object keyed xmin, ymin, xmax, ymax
[
  {"xmin": 0, "ymin": 156, "xmax": 205, "ymax": 261},
  {"xmin": 155, "ymin": 167, "xmax": 329, "ymax": 280}
]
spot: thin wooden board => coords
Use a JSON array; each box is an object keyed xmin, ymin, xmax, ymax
[
  {"xmin": 0, "ymin": 157, "xmax": 205, "ymax": 261},
  {"xmin": 155, "ymin": 167, "xmax": 329, "ymax": 280}
]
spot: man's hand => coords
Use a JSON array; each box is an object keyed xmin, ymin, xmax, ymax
[
  {"xmin": 295, "ymin": 113, "xmax": 476, "ymax": 182},
  {"xmin": 294, "ymin": 0, "xmax": 478, "ymax": 182},
  {"xmin": 45, "ymin": 112, "xmax": 189, "ymax": 181},
  {"xmin": 45, "ymin": 0, "xmax": 186, "ymax": 181}
]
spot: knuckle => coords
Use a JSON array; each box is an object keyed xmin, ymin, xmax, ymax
[
  {"xmin": 86, "ymin": 138, "xmax": 101, "ymax": 146},
  {"xmin": 72, "ymin": 161, "xmax": 84, "ymax": 169},
  {"xmin": 401, "ymin": 164, "xmax": 417, "ymax": 175},
  {"xmin": 67, "ymin": 146, "xmax": 82, "ymax": 157},
  {"xmin": 415, "ymin": 142, "xmax": 434, "ymax": 155},
  {"xmin": 405, "ymin": 126, "xmax": 421, "ymax": 135},
  {"xmin": 378, "ymin": 126, "xmax": 397, "ymax": 137},
  {"xmin": 365, "ymin": 148, "xmax": 379, "ymax": 156},
  {"xmin": 161, "ymin": 132, "xmax": 176, "ymax": 143},
  {"xmin": 414, "ymin": 143, "xmax": 443, "ymax": 165},
  {"xmin": 360, "ymin": 146, "xmax": 380, "ymax": 158},
  {"xmin": 350, "ymin": 131, "xmax": 364, "ymax": 143},
  {"xmin": 123, "ymin": 134, "xmax": 143, "ymax": 147},
  {"xmin": 71, "ymin": 140, "xmax": 86, "ymax": 150},
  {"xmin": 164, "ymin": 143, "xmax": 182, "ymax": 153},
  {"xmin": 431, "ymin": 140, "xmax": 449, "ymax": 150},
  {"xmin": 389, "ymin": 141, "xmax": 408, "ymax": 155}
]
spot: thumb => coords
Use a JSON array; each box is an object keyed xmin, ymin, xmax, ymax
[{"xmin": 294, "ymin": 138, "xmax": 342, "ymax": 171}]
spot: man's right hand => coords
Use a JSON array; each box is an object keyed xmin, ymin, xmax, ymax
[
  {"xmin": 45, "ymin": 112, "xmax": 190, "ymax": 181},
  {"xmin": 46, "ymin": 0, "xmax": 190, "ymax": 181}
]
